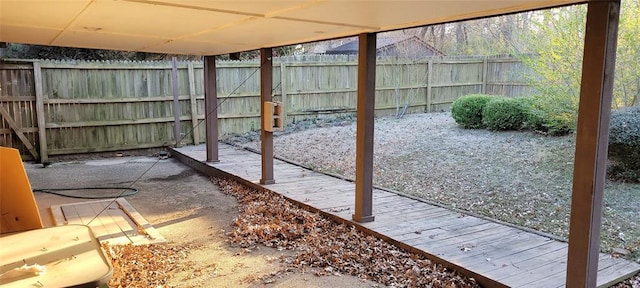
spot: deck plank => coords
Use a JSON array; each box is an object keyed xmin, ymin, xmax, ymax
[
  {"xmin": 469, "ymin": 240, "xmax": 568, "ymax": 274},
  {"xmin": 173, "ymin": 144, "xmax": 640, "ymax": 287},
  {"xmin": 596, "ymin": 260, "xmax": 640, "ymax": 287}
]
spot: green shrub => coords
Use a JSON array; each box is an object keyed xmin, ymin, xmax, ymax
[
  {"xmin": 482, "ymin": 98, "xmax": 527, "ymax": 131},
  {"xmin": 521, "ymin": 95, "xmax": 577, "ymax": 136},
  {"xmin": 608, "ymin": 106, "xmax": 640, "ymax": 182},
  {"xmin": 451, "ymin": 94, "xmax": 496, "ymax": 129}
]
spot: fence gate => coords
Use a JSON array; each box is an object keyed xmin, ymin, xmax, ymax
[{"xmin": 0, "ymin": 61, "xmax": 43, "ymax": 161}]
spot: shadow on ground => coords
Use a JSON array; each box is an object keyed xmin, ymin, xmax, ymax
[{"xmin": 26, "ymin": 156, "xmax": 380, "ymax": 287}]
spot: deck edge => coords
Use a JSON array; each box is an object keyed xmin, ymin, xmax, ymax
[{"xmin": 171, "ymin": 146, "xmax": 509, "ymax": 288}]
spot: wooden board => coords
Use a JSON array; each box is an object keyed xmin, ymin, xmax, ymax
[{"xmin": 51, "ymin": 198, "xmax": 165, "ymax": 245}]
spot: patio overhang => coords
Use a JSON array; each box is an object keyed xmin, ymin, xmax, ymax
[
  {"xmin": 1, "ymin": 0, "xmax": 588, "ymax": 55},
  {"xmin": 0, "ymin": 1, "xmax": 624, "ymax": 287}
]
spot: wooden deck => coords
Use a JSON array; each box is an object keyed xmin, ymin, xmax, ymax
[{"xmin": 172, "ymin": 143, "xmax": 640, "ymax": 287}]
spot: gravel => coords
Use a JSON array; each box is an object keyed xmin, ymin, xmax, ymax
[{"xmin": 228, "ymin": 112, "xmax": 640, "ymax": 263}]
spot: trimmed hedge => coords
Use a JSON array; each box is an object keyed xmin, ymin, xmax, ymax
[
  {"xmin": 520, "ymin": 95, "xmax": 576, "ymax": 136},
  {"xmin": 451, "ymin": 94, "xmax": 496, "ymax": 129},
  {"xmin": 450, "ymin": 94, "xmax": 578, "ymax": 136},
  {"xmin": 608, "ymin": 106, "xmax": 640, "ymax": 182},
  {"xmin": 482, "ymin": 98, "xmax": 527, "ymax": 131}
]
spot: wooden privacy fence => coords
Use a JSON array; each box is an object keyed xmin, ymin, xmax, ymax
[{"xmin": 0, "ymin": 55, "xmax": 533, "ymax": 160}]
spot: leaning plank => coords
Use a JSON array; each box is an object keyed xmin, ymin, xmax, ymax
[
  {"xmin": 0, "ymin": 105, "xmax": 39, "ymax": 159},
  {"xmin": 117, "ymin": 198, "xmax": 165, "ymax": 243}
]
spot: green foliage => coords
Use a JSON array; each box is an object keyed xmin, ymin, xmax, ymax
[
  {"xmin": 520, "ymin": 95, "xmax": 577, "ymax": 136},
  {"xmin": 4, "ymin": 43, "xmax": 300, "ymax": 61},
  {"xmin": 482, "ymin": 98, "xmax": 527, "ymax": 131},
  {"xmin": 608, "ymin": 106, "xmax": 640, "ymax": 182},
  {"xmin": 4, "ymin": 44, "xmax": 166, "ymax": 61},
  {"xmin": 520, "ymin": 1, "xmax": 640, "ymax": 108},
  {"xmin": 614, "ymin": 0, "xmax": 640, "ymax": 107},
  {"xmin": 451, "ymin": 94, "xmax": 496, "ymax": 129}
]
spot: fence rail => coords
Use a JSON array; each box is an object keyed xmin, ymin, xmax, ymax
[{"xmin": 0, "ymin": 55, "xmax": 533, "ymax": 160}]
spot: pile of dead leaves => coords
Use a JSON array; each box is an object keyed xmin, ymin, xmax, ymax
[
  {"xmin": 612, "ymin": 272, "xmax": 640, "ymax": 288},
  {"xmin": 215, "ymin": 178, "xmax": 479, "ymax": 288},
  {"xmin": 102, "ymin": 242, "xmax": 192, "ymax": 287}
]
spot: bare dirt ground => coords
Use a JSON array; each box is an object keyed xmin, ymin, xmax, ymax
[{"xmin": 27, "ymin": 156, "xmax": 382, "ymax": 287}]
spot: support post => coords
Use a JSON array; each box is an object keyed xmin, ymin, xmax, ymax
[
  {"xmin": 204, "ymin": 56, "xmax": 219, "ymax": 162},
  {"xmin": 353, "ymin": 33, "xmax": 376, "ymax": 223},
  {"xmin": 566, "ymin": 2, "xmax": 620, "ymax": 287},
  {"xmin": 171, "ymin": 57, "xmax": 182, "ymax": 147},
  {"xmin": 33, "ymin": 62, "xmax": 47, "ymax": 163},
  {"xmin": 260, "ymin": 48, "xmax": 275, "ymax": 185}
]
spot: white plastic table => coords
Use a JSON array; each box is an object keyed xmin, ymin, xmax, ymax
[{"xmin": 0, "ymin": 225, "xmax": 112, "ymax": 288}]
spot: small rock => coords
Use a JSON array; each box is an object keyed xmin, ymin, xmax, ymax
[
  {"xmin": 612, "ymin": 248, "xmax": 630, "ymax": 257},
  {"xmin": 263, "ymin": 277, "xmax": 276, "ymax": 284}
]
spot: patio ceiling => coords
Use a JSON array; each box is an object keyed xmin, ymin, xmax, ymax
[{"xmin": 0, "ymin": 0, "xmax": 588, "ymax": 55}]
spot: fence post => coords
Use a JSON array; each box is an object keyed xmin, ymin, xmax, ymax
[
  {"xmin": 33, "ymin": 61, "xmax": 48, "ymax": 163},
  {"xmin": 187, "ymin": 62, "xmax": 200, "ymax": 144},
  {"xmin": 171, "ymin": 57, "xmax": 182, "ymax": 147},
  {"xmin": 280, "ymin": 62, "xmax": 288, "ymax": 121},
  {"xmin": 426, "ymin": 59, "xmax": 433, "ymax": 113},
  {"xmin": 482, "ymin": 57, "xmax": 488, "ymax": 94}
]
